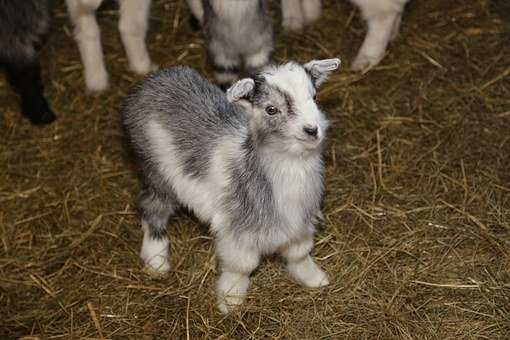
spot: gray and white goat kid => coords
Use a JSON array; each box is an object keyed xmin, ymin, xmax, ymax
[
  {"xmin": 188, "ymin": 0, "xmax": 274, "ymax": 85},
  {"xmin": 66, "ymin": 0, "xmax": 156, "ymax": 92},
  {"xmin": 121, "ymin": 58, "xmax": 340, "ymax": 313},
  {"xmin": 281, "ymin": 0, "xmax": 409, "ymax": 70}
]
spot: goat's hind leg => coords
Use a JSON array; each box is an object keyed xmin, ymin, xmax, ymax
[
  {"xmin": 118, "ymin": 0, "xmax": 156, "ymax": 75},
  {"xmin": 139, "ymin": 188, "xmax": 176, "ymax": 275}
]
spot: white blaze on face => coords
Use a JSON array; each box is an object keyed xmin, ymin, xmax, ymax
[{"xmin": 263, "ymin": 63, "xmax": 328, "ymax": 141}]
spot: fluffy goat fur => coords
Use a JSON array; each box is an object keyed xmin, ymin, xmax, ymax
[{"xmin": 122, "ymin": 59, "xmax": 340, "ymax": 313}]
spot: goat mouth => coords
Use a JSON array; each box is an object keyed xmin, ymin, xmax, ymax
[{"xmin": 295, "ymin": 137, "xmax": 322, "ymax": 149}]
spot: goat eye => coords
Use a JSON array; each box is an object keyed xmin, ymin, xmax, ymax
[
  {"xmin": 265, "ymin": 105, "xmax": 279, "ymax": 115},
  {"xmin": 313, "ymin": 94, "xmax": 317, "ymax": 100}
]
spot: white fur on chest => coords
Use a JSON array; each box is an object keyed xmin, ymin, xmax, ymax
[
  {"xmin": 261, "ymin": 151, "xmax": 323, "ymax": 248},
  {"xmin": 147, "ymin": 120, "xmax": 322, "ymax": 254}
]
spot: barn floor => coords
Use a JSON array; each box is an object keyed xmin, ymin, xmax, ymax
[{"xmin": 1, "ymin": 0, "xmax": 509, "ymax": 338}]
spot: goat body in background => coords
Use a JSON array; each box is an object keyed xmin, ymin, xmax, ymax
[{"xmin": 188, "ymin": 0, "xmax": 274, "ymax": 85}]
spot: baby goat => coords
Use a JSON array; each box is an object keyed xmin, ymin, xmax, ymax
[
  {"xmin": 281, "ymin": 0, "xmax": 409, "ymax": 70},
  {"xmin": 122, "ymin": 58, "xmax": 340, "ymax": 313},
  {"xmin": 0, "ymin": 0, "xmax": 55, "ymax": 124},
  {"xmin": 187, "ymin": 0, "xmax": 274, "ymax": 85},
  {"xmin": 66, "ymin": 0, "xmax": 156, "ymax": 92}
]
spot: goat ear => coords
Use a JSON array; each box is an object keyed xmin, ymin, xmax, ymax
[
  {"xmin": 304, "ymin": 58, "xmax": 341, "ymax": 88},
  {"xmin": 226, "ymin": 78, "xmax": 255, "ymax": 103}
]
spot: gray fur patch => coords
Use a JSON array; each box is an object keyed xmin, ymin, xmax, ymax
[
  {"xmin": 122, "ymin": 66, "xmax": 247, "ymax": 180},
  {"xmin": 0, "ymin": 0, "xmax": 49, "ymax": 63},
  {"xmin": 224, "ymin": 135, "xmax": 277, "ymax": 234},
  {"xmin": 139, "ymin": 188, "xmax": 175, "ymax": 239}
]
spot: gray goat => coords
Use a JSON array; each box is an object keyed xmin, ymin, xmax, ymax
[
  {"xmin": 0, "ymin": 0, "xmax": 55, "ymax": 124},
  {"xmin": 121, "ymin": 58, "xmax": 340, "ymax": 313}
]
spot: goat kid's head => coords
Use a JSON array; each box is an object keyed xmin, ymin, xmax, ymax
[{"xmin": 227, "ymin": 58, "xmax": 340, "ymax": 155}]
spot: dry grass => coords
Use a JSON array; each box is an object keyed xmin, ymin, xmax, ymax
[{"xmin": 1, "ymin": 0, "xmax": 509, "ymax": 338}]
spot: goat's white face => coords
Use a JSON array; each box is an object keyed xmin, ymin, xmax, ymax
[{"xmin": 227, "ymin": 59, "xmax": 340, "ymax": 155}]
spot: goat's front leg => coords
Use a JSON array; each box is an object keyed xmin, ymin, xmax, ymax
[
  {"xmin": 215, "ymin": 234, "xmax": 260, "ymax": 314},
  {"xmin": 118, "ymin": 0, "xmax": 156, "ymax": 75},
  {"xmin": 280, "ymin": 235, "xmax": 329, "ymax": 288},
  {"xmin": 66, "ymin": 0, "xmax": 108, "ymax": 92}
]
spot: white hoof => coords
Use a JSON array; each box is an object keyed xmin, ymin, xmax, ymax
[
  {"xmin": 351, "ymin": 52, "xmax": 384, "ymax": 71},
  {"xmin": 85, "ymin": 70, "xmax": 109, "ymax": 92},
  {"xmin": 216, "ymin": 272, "xmax": 250, "ymax": 314},
  {"xmin": 282, "ymin": 17, "xmax": 305, "ymax": 31},
  {"xmin": 300, "ymin": 267, "xmax": 329, "ymax": 288},
  {"xmin": 140, "ymin": 225, "xmax": 170, "ymax": 275},
  {"xmin": 217, "ymin": 294, "xmax": 246, "ymax": 314},
  {"xmin": 130, "ymin": 59, "xmax": 157, "ymax": 75},
  {"xmin": 288, "ymin": 256, "xmax": 330, "ymax": 288},
  {"xmin": 142, "ymin": 254, "xmax": 171, "ymax": 275}
]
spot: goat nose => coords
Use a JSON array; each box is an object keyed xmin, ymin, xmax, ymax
[{"xmin": 303, "ymin": 125, "xmax": 318, "ymax": 137}]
